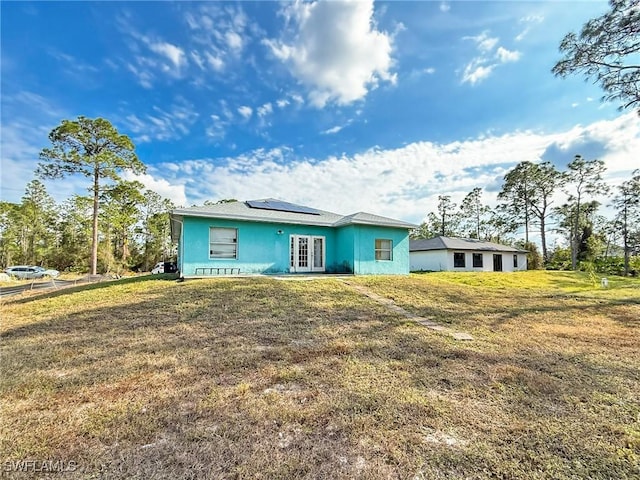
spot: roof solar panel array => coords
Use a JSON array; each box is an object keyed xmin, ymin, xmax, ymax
[{"xmin": 245, "ymin": 199, "xmax": 320, "ymax": 215}]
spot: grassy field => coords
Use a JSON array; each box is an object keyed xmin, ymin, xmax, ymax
[{"xmin": 1, "ymin": 271, "xmax": 638, "ymax": 479}]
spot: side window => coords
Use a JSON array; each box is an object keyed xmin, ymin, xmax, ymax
[
  {"xmin": 209, "ymin": 227, "xmax": 238, "ymax": 259},
  {"xmin": 473, "ymin": 253, "xmax": 483, "ymax": 268},
  {"xmin": 454, "ymin": 252, "xmax": 465, "ymax": 268},
  {"xmin": 513, "ymin": 255, "xmax": 518, "ymax": 268},
  {"xmin": 375, "ymin": 239, "xmax": 392, "ymax": 261}
]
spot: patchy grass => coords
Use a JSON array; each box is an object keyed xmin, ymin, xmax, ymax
[{"xmin": 1, "ymin": 272, "xmax": 639, "ymax": 479}]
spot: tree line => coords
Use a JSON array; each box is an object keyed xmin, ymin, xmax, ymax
[
  {"xmin": 1, "ymin": 117, "xmax": 175, "ymax": 275},
  {"xmin": 411, "ymin": 156, "xmax": 640, "ymax": 275},
  {"xmin": 2, "ymin": 0, "xmax": 638, "ymax": 276}
]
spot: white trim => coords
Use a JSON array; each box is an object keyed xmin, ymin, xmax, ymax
[
  {"xmin": 289, "ymin": 234, "xmax": 325, "ymax": 272},
  {"xmin": 312, "ymin": 236, "xmax": 326, "ymax": 272},
  {"xmin": 375, "ymin": 238, "xmax": 393, "ymax": 261},
  {"xmin": 209, "ymin": 227, "xmax": 238, "ymax": 259}
]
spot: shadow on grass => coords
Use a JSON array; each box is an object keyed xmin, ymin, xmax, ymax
[{"xmin": 2, "ymin": 277, "xmax": 638, "ymax": 479}]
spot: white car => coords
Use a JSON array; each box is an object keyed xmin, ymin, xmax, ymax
[
  {"xmin": 4, "ymin": 265, "xmax": 60, "ymax": 279},
  {"xmin": 151, "ymin": 261, "xmax": 177, "ymax": 274},
  {"xmin": 151, "ymin": 262, "xmax": 164, "ymax": 274}
]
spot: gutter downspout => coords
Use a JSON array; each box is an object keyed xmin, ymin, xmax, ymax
[{"xmin": 170, "ymin": 214, "xmax": 184, "ymax": 279}]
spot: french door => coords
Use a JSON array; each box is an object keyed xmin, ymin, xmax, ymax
[{"xmin": 290, "ymin": 235, "xmax": 325, "ymax": 272}]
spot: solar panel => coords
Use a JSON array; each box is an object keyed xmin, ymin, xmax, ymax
[{"xmin": 246, "ymin": 199, "xmax": 320, "ymax": 215}]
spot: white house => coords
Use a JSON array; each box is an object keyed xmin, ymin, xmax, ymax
[{"xmin": 410, "ymin": 236, "xmax": 528, "ymax": 272}]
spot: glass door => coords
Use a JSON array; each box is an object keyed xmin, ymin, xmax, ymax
[
  {"xmin": 312, "ymin": 237, "xmax": 325, "ymax": 272},
  {"xmin": 290, "ymin": 235, "xmax": 325, "ymax": 273},
  {"xmin": 297, "ymin": 236, "xmax": 310, "ymax": 272}
]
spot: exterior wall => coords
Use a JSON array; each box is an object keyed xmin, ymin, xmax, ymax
[
  {"xmin": 410, "ymin": 250, "xmax": 450, "ymax": 271},
  {"xmin": 179, "ymin": 217, "xmax": 412, "ymax": 276},
  {"xmin": 334, "ymin": 225, "xmax": 355, "ymax": 273},
  {"xmin": 180, "ymin": 217, "xmax": 336, "ymax": 275},
  {"xmin": 410, "ymin": 250, "xmax": 528, "ymax": 272},
  {"xmin": 348, "ymin": 225, "xmax": 410, "ymax": 275},
  {"xmin": 514, "ymin": 253, "xmax": 528, "ymax": 271}
]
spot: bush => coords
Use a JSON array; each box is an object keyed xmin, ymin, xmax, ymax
[
  {"xmin": 523, "ymin": 242, "xmax": 543, "ymax": 270},
  {"xmin": 545, "ymin": 246, "xmax": 572, "ymax": 271}
]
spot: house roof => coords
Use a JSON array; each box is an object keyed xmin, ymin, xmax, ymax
[
  {"xmin": 171, "ymin": 199, "xmax": 417, "ymax": 232},
  {"xmin": 332, "ymin": 211, "xmax": 418, "ymax": 229},
  {"xmin": 410, "ymin": 236, "xmax": 528, "ymax": 253}
]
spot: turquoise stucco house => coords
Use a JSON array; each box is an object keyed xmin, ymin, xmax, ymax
[{"xmin": 170, "ymin": 199, "xmax": 417, "ymax": 277}]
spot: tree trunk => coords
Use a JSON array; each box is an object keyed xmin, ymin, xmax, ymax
[
  {"xmin": 523, "ymin": 176, "xmax": 530, "ymax": 244},
  {"xmin": 571, "ymin": 194, "xmax": 581, "ymax": 270},
  {"xmin": 623, "ymin": 203, "xmax": 630, "ymax": 276},
  {"xmin": 91, "ymin": 169, "xmax": 99, "ymax": 275},
  {"xmin": 122, "ymin": 227, "xmax": 129, "ymax": 263},
  {"xmin": 540, "ymin": 215, "xmax": 548, "ymax": 264}
]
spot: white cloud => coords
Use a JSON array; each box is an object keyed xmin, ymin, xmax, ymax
[
  {"xmin": 515, "ymin": 14, "xmax": 544, "ymax": 42},
  {"xmin": 117, "ymin": 16, "xmax": 188, "ymax": 85},
  {"xmin": 126, "ymin": 62, "xmax": 154, "ymax": 89},
  {"xmin": 238, "ymin": 106, "xmax": 253, "ymax": 119},
  {"xmin": 1, "ymin": 122, "xmax": 52, "ymax": 202},
  {"xmin": 461, "ymin": 31, "xmax": 521, "ymax": 85},
  {"xmin": 122, "ymin": 98, "xmax": 199, "ymax": 143},
  {"xmin": 257, "ymin": 103, "xmax": 273, "ymax": 117},
  {"xmin": 440, "ymin": 2, "xmax": 451, "ymax": 13},
  {"xmin": 122, "ymin": 171, "xmax": 187, "ymax": 207},
  {"xmin": 462, "ymin": 62, "xmax": 495, "ymax": 85},
  {"xmin": 48, "ymin": 49, "xmax": 100, "ymax": 79},
  {"xmin": 148, "ymin": 41, "xmax": 186, "ymax": 70},
  {"xmin": 496, "ymin": 47, "xmax": 521, "ymax": 63},
  {"xmin": 424, "ymin": 67, "xmax": 436, "ymax": 75},
  {"xmin": 225, "ymin": 31, "xmax": 243, "ymax": 51},
  {"xmin": 276, "ymin": 99, "xmax": 290, "ymax": 108},
  {"xmin": 181, "ymin": 4, "xmax": 250, "ymax": 74},
  {"xmin": 190, "ymin": 51, "xmax": 205, "ymax": 70},
  {"xmin": 205, "ymin": 52, "xmax": 225, "ymax": 71},
  {"xmin": 264, "ymin": 0, "xmax": 396, "ymax": 107},
  {"xmin": 465, "ymin": 31, "xmax": 499, "ymax": 53},
  {"xmin": 321, "ymin": 119, "xmax": 353, "ymax": 135},
  {"xmin": 152, "ymin": 113, "xmax": 639, "ymax": 225},
  {"xmin": 322, "ymin": 125, "xmax": 343, "ymax": 135},
  {"xmin": 206, "ymin": 114, "xmax": 229, "ymax": 140},
  {"xmin": 204, "ymin": 101, "xmax": 237, "ymax": 140}
]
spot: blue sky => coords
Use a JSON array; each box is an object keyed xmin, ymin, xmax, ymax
[{"xmin": 1, "ymin": 1, "xmax": 638, "ymax": 235}]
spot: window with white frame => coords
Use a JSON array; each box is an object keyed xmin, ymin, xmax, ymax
[
  {"xmin": 375, "ymin": 239, "xmax": 392, "ymax": 261},
  {"xmin": 473, "ymin": 253, "xmax": 483, "ymax": 268},
  {"xmin": 209, "ymin": 227, "xmax": 237, "ymax": 259},
  {"xmin": 513, "ymin": 255, "xmax": 518, "ymax": 268}
]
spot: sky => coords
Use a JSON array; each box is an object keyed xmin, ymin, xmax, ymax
[{"xmin": 1, "ymin": 0, "xmax": 638, "ymax": 240}]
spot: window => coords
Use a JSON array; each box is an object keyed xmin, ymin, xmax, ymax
[
  {"xmin": 454, "ymin": 252, "xmax": 465, "ymax": 268},
  {"xmin": 513, "ymin": 255, "xmax": 518, "ymax": 268},
  {"xmin": 209, "ymin": 227, "xmax": 237, "ymax": 259},
  {"xmin": 375, "ymin": 239, "xmax": 392, "ymax": 261},
  {"xmin": 473, "ymin": 253, "xmax": 483, "ymax": 268}
]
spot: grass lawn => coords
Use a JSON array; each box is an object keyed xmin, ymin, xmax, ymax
[{"xmin": 1, "ymin": 271, "xmax": 639, "ymax": 479}]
